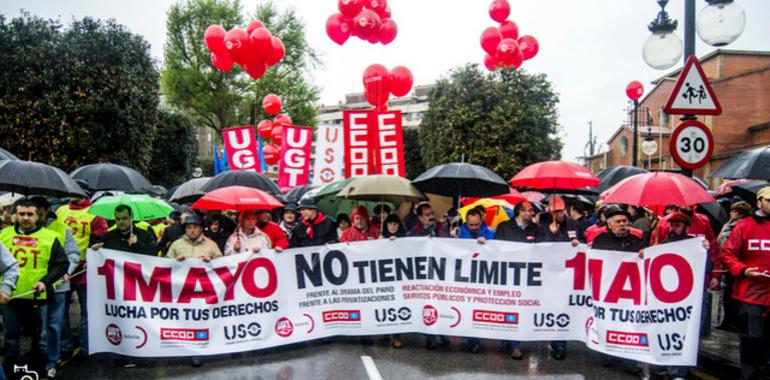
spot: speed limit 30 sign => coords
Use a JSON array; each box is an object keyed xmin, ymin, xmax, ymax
[{"xmin": 669, "ymin": 120, "xmax": 714, "ymax": 170}]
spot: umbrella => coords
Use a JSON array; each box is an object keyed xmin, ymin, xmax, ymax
[
  {"xmin": 698, "ymin": 202, "xmax": 729, "ymax": 225},
  {"xmin": 148, "ymin": 185, "xmax": 167, "ymax": 197},
  {"xmin": 336, "ymin": 175, "xmax": 427, "ymax": 204},
  {"xmin": 192, "ymin": 186, "xmax": 283, "ymax": 211},
  {"xmin": 201, "ymin": 171, "xmax": 283, "ymax": 201},
  {"xmin": 728, "ymin": 181, "xmax": 769, "ymax": 204},
  {"xmin": 0, "ymin": 160, "xmax": 86, "ymax": 197},
  {"xmin": 716, "ymin": 179, "xmax": 757, "ymax": 196},
  {"xmin": 285, "ymin": 184, "xmax": 317, "ymax": 204},
  {"xmin": 71, "ymin": 163, "xmax": 153, "ymax": 193},
  {"xmin": 601, "ymin": 172, "xmax": 715, "ymax": 214},
  {"xmin": 0, "ymin": 193, "xmax": 23, "ymax": 207},
  {"xmin": 594, "ymin": 166, "xmax": 648, "ymax": 193},
  {"xmin": 509, "ymin": 160, "xmax": 600, "ymax": 190},
  {"xmin": 168, "ymin": 177, "xmax": 211, "ymax": 204},
  {"xmin": 520, "ymin": 191, "xmax": 545, "ymax": 204},
  {"xmin": 461, "ymin": 188, "xmax": 527, "ymax": 207},
  {"xmin": 0, "ymin": 147, "xmax": 19, "ymax": 161},
  {"xmin": 459, "ymin": 198, "xmax": 515, "ymax": 229},
  {"xmin": 305, "ymin": 179, "xmax": 394, "ymax": 218},
  {"xmin": 709, "ymin": 146, "xmax": 770, "ymax": 180},
  {"xmin": 89, "ymin": 194, "xmax": 174, "ymax": 221},
  {"xmin": 412, "ymin": 162, "xmax": 509, "ymax": 198}
]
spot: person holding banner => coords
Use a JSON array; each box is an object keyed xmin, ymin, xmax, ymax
[
  {"xmin": 1, "ymin": 199, "xmax": 69, "ymax": 377},
  {"xmin": 254, "ymin": 209, "xmax": 289, "ymax": 251},
  {"xmin": 340, "ymin": 206, "xmax": 380, "ymax": 242},
  {"xmin": 279, "ymin": 204, "xmax": 300, "ymax": 241},
  {"xmin": 93, "ymin": 205, "xmax": 157, "ymax": 256},
  {"xmin": 167, "ymin": 215, "xmax": 222, "ymax": 262},
  {"xmin": 721, "ymin": 186, "xmax": 770, "ymax": 380},
  {"xmin": 290, "ymin": 197, "xmax": 338, "ymax": 247},
  {"xmin": 224, "ymin": 210, "xmax": 273, "ymax": 255}
]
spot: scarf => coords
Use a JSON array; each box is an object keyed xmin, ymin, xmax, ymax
[{"xmin": 302, "ymin": 211, "xmax": 327, "ymax": 240}]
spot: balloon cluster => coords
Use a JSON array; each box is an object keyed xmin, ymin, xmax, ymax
[
  {"xmin": 362, "ymin": 64, "xmax": 413, "ymax": 108},
  {"xmin": 326, "ymin": 0, "xmax": 397, "ymax": 46},
  {"xmin": 204, "ymin": 21, "xmax": 285, "ymax": 80},
  {"xmin": 257, "ymin": 94, "xmax": 292, "ymax": 166},
  {"xmin": 480, "ymin": 0, "xmax": 539, "ymax": 71}
]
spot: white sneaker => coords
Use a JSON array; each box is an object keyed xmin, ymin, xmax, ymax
[{"xmin": 47, "ymin": 367, "xmax": 57, "ymax": 379}]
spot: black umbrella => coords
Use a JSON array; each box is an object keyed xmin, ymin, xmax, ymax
[
  {"xmin": 201, "ymin": 171, "xmax": 284, "ymax": 201},
  {"xmin": 412, "ymin": 162, "xmax": 509, "ymax": 198},
  {"xmin": 168, "ymin": 177, "xmax": 211, "ymax": 204},
  {"xmin": 71, "ymin": 163, "xmax": 153, "ymax": 193},
  {"xmin": 710, "ymin": 146, "xmax": 770, "ymax": 180},
  {"xmin": 0, "ymin": 147, "xmax": 19, "ymax": 161},
  {"xmin": 728, "ymin": 181, "xmax": 769, "ymax": 204},
  {"xmin": 0, "ymin": 160, "xmax": 86, "ymax": 197},
  {"xmin": 148, "ymin": 185, "xmax": 167, "ymax": 197},
  {"xmin": 285, "ymin": 184, "xmax": 317, "ymax": 204},
  {"xmin": 594, "ymin": 166, "xmax": 649, "ymax": 193},
  {"xmin": 697, "ymin": 202, "xmax": 729, "ymax": 225}
]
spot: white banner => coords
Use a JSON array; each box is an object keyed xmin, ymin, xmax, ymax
[
  {"xmin": 87, "ymin": 237, "xmax": 705, "ymax": 365},
  {"xmin": 311, "ymin": 124, "xmax": 344, "ymax": 186}
]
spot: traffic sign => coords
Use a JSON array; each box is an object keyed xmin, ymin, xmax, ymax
[
  {"xmin": 669, "ymin": 120, "xmax": 714, "ymax": 170},
  {"xmin": 664, "ymin": 55, "xmax": 722, "ymax": 115}
]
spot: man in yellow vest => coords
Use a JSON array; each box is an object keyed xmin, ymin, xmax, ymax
[
  {"xmin": 1, "ymin": 198, "xmax": 68, "ymax": 376},
  {"xmin": 54, "ymin": 193, "xmax": 107, "ymax": 358}
]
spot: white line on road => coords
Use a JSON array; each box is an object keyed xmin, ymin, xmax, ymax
[{"xmin": 360, "ymin": 355, "xmax": 383, "ymax": 380}]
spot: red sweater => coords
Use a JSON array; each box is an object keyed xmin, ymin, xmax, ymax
[
  {"xmin": 339, "ymin": 225, "xmax": 380, "ymax": 242},
  {"xmin": 259, "ymin": 221, "xmax": 289, "ymax": 249},
  {"xmin": 721, "ymin": 215, "xmax": 770, "ymax": 306}
]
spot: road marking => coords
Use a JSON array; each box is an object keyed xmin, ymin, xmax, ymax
[{"xmin": 360, "ymin": 355, "xmax": 383, "ymax": 380}]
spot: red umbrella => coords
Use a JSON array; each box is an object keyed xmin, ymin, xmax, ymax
[
  {"xmin": 509, "ymin": 161, "xmax": 599, "ymax": 190},
  {"xmin": 461, "ymin": 188, "xmax": 527, "ymax": 206},
  {"xmin": 601, "ymin": 172, "xmax": 715, "ymax": 214},
  {"xmin": 191, "ymin": 185, "xmax": 283, "ymax": 211}
]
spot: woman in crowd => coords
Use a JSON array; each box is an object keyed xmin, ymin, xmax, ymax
[{"xmin": 224, "ymin": 210, "xmax": 272, "ymax": 255}]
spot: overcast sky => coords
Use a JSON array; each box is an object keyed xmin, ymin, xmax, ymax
[{"xmin": 2, "ymin": 0, "xmax": 769, "ymax": 163}]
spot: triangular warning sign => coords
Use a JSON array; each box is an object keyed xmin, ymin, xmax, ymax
[{"xmin": 664, "ymin": 55, "xmax": 722, "ymax": 115}]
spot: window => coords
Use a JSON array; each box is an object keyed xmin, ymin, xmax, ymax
[{"xmin": 619, "ymin": 136, "xmax": 628, "ymax": 157}]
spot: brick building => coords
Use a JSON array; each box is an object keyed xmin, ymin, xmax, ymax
[{"xmin": 584, "ymin": 50, "xmax": 770, "ymax": 187}]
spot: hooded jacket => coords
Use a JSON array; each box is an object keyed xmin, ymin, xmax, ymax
[
  {"xmin": 340, "ymin": 206, "xmax": 380, "ymax": 242},
  {"xmin": 720, "ymin": 214, "xmax": 770, "ymax": 306}
]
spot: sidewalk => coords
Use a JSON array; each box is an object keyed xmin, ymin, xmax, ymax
[{"xmin": 697, "ymin": 290, "xmax": 742, "ymax": 378}]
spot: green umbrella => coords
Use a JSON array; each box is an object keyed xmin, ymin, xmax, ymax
[
  {"xmin": 89, "ymin": 194, "xmax": 174, "ymax": 221},
  {"xmin": 309, "ymin": 179, "xmax": 394, "ymax": 218}
]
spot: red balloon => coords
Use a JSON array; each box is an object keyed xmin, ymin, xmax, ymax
[
  {"xmin": 326, "ymin": 14, "xmax": 351, "ymax": 45},
  {"xmin": 364, "ymin": 89, "xmax": 389, "ymax": 107},
  {"xmin": 274, "ymin": 114, "xmax": 293, "ymax": 127},
  {"xmin": 262, "ymin": 94, "xmax": 282, "ymax": 116},
  {"xmin": 246, "ymin": 20, "xmax": 265, "ymax": 35},
  {"xmin": 338, "ymin": 0, "xmax": 364, "ymax": 18},
  {"xmin": 483, "ymin": 54, "xmax": 499, "ymax": 71},
  {"xmin": 270, "ymin": 125, "xmax": 283, "ymax": 144},
  {"xmin": 626, "ymin": 80, "xmax": 644, "ymax": 101},
  {"xmin": 362, "ymin": 64, "xmax": 391, "ymax": 100},
  {"xmin": 518, "ymin": 35, "xmax": 539, "ymax": 60},
  {"xmin": 389, "ymin": 66, "xmax": 413, "ymax": 97},
  {"xmin": 242, "ymin": 61, "xmax": 266, "ymax": 80},
  {"xmin": 378, "ymin": 5, "xmax": 391, "ymax": 18},
  {"xmin": 496, "ymin": 38, "xmax": 523, "ymax": 68},
  {"xmin": 249, "ymin": 28, "xmax": 273, "ymax": 60},
  {"xmin": 499, "ymin": 20, "xmax": 519, "ymax": 40},
  {"xmin": 210, "ymin": 52, "xmax": 234, "ymax": 72},
  {"xmin": 263, "ymin": 144, "xmax": 280, "ymax": 166},
  {"xmin": 364, "ymin": 0, "xmax": 387, "ymax": 14},
  {"xmin": 224, "ymin": 28, "xmax": 251, "ymax": 63},
  {"xmin": 257, "ymin": 120, "xmax": 273, "ymax": 139},
  {"xmin": 204, "ymin": 25, "xmax": 227, "ymax": 55},
  {"xmin": 353, "ymin": 9, "xmax": 381, "ymax": 39},
  {"xmin": 367, "ymin": 30, "xmax": 380, "ymax": 44},
  {"xmin": 489, "ymin": 0, "xmax": 511, "ymax": 23},
  {"xmin": 264, "ymin": 37, "xmax": 285, "ymax": 66},
  {"xmin": 480, "ymin": 27, "xmax": 502, "ymax": 55},
  {"xmin": 379, "ymin": 18, "xmax": 397, "ymax": 45}
]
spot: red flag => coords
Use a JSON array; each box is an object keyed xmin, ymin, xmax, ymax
[
  {"xmin": 222, "ymin": 126, "xmax": 261, "ymax": 172},
  {"xmin": 342, "ymin": 110, "xmax": 405, "ymax": 178},
  {"xmin": 277, "ymin": 125, "xmax": 313, "ymax": 192}
]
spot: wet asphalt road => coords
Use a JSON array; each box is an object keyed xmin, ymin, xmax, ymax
[{"xmin": 57, "ymin": 335, "xmax": 644, "ymax": 380}]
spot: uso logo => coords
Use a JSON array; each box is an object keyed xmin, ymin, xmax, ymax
[
  {"xmin": 606, "ymin": 331, "xmax": 649, "ymax": 347},
  {"xmin": 275, "ymin": 318, "xmax": 294, "ymax": 338},
  {"xmin": 160, "ymin": 328, "xmax": 209, "ymax": 342},
  {"xmin": 322, "ymin": 310, "xmax": 361, "ymax": 323},
  {"xmin": 472, "ymin": 310, "xmax": 519, "ymax": 325},
  {"xmin": 105, "ymin": 324, "xmax": 123, "ymax": 345}
]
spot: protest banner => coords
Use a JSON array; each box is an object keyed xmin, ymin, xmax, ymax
[
  {"xmin": 222, "ymin": 126, "xmax": 260, "ymax": 172},
  {"xmin": 88, "ymin": 237, "xmax": 705, "ymax": 365},
  {"xmin": 311, "ymin": 124, "xmax": 344, "ymax": 186},
  {"xmin": 342, "ymin": 110, "xmax": 405, "ymax": 177},
  {"xmin": 277, "ymin": 125, "xmax": 313, "ymax": 192}
]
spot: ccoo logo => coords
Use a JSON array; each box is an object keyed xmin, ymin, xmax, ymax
[{"xmin": 606, "ymin": 331, "xmax": 649, "ymax": 347}]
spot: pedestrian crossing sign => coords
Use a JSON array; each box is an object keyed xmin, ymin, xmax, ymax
[{"xmin": 664, "ymin": 55, "xmax": 722, "ymax": 115}]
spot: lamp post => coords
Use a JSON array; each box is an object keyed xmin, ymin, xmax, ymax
[{"xmin": 626, "ymin": 81, "xmax": 645, "ymax": 167}]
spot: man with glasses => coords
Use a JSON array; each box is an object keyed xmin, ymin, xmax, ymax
[{"xmin": 407, "ymin": 203, "xmax": 448, "ymax": 238}]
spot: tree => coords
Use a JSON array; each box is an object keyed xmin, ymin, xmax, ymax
[
  {"xmin": 161, "ymin": 0, "xmax": 320, "ymax": 136},
  {"xmin": 148, "ymin": 110, "xmax": 198, "ymax": 187},
  {"xmin": 0, "ymin": 14, "xmax": 160, "ymax": 173},
  {"xmin": 419, "ymin": 64, "xmax": 562, "ymax": 179},
  {"xmin": 403, "ymin": 127, "xmax": 425, "ymax": 179}
]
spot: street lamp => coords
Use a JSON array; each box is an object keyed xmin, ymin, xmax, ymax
[
  {"xmin": 643, "ymin": 0, "xmax": 682, "ymax": 70},
  {"xmin": 697, "ymin": 0, "xmax": 746, "ymax": 47}
]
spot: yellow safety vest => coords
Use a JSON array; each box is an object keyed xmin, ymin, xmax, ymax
[
  {"xmin": 45, "ymin": 219, "xmax": 67, "ymax": 245},
  {"xmin": 56, "ymin": 205, "xmax": 95, "ymax": 260},
  {"xmin": 0, "ymin": 226, "xmax": 57, "ymax": 300},
  {"xmin": 150, "ymin": 223, "xmax": 166, "ymax": 240}
]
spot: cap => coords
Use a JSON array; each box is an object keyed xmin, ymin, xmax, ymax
[
  {"xmin": 757, "ymin": 186, "xmax": 770, "ymax": 201},
  {"xmin": 181, "ymin": 215, "xmax": 202, "ymax": 226},
  {"xmin": 603, "ymin": 204, "xmax": 630, "ymax": 220},
  {"xmin": 297, "ymin": 196, "xmax": 317, "ymax": 210},
  {"xmin": 548, "ymin": 196, "xmax": 565, "ymax": 211},
  {"xmin": 282, "ymin": 203, "xmax": 300, "ymax": 216},
  {"xmin": 668, "ymin": 212, "xmax": 691, "ymax": 225}
]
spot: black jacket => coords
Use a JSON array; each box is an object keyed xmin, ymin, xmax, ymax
[
  {"xmin": 536, "ymin": 218, "xmax": 586, "ymax": 243},
  {"xmin": 101, "ymin": 225, "xmax": 157, "ymax": 256},
  {"xmin": 592, "ymin": 231, "xmax": 648, "ymax": 252},
  {"xmin": 290, "ymin": 214, "xmax": 338, "ymax": 248},
  {"xmin": 157, "ymin": 223, "xmax": 185, "ymax": 255},
  {"xmin": 204, "ymin": 229, "xmax": 229, "ymax": 253},
  {"xmin": 494, "ymin": 219, "xmax": 538, "ymax": 243}
]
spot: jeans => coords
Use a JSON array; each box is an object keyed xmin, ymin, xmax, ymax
[
  {"xmin": 738, "ymin": 302, "xmax": 770, "ymax": 380},
  {"xmin": 59, "ymin": 290, "xmax": 74, "ymax": 353},
  {"xmin": 46, "ymin": 292, "xmax": 67, "ymax": 369},
  {"xmin": 75, "ymin": 285, "xmax": 88, "ymax": 353},
  {"xmin": 1, "ymin": 302, "xmax": 48, "ymax": 369}
]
